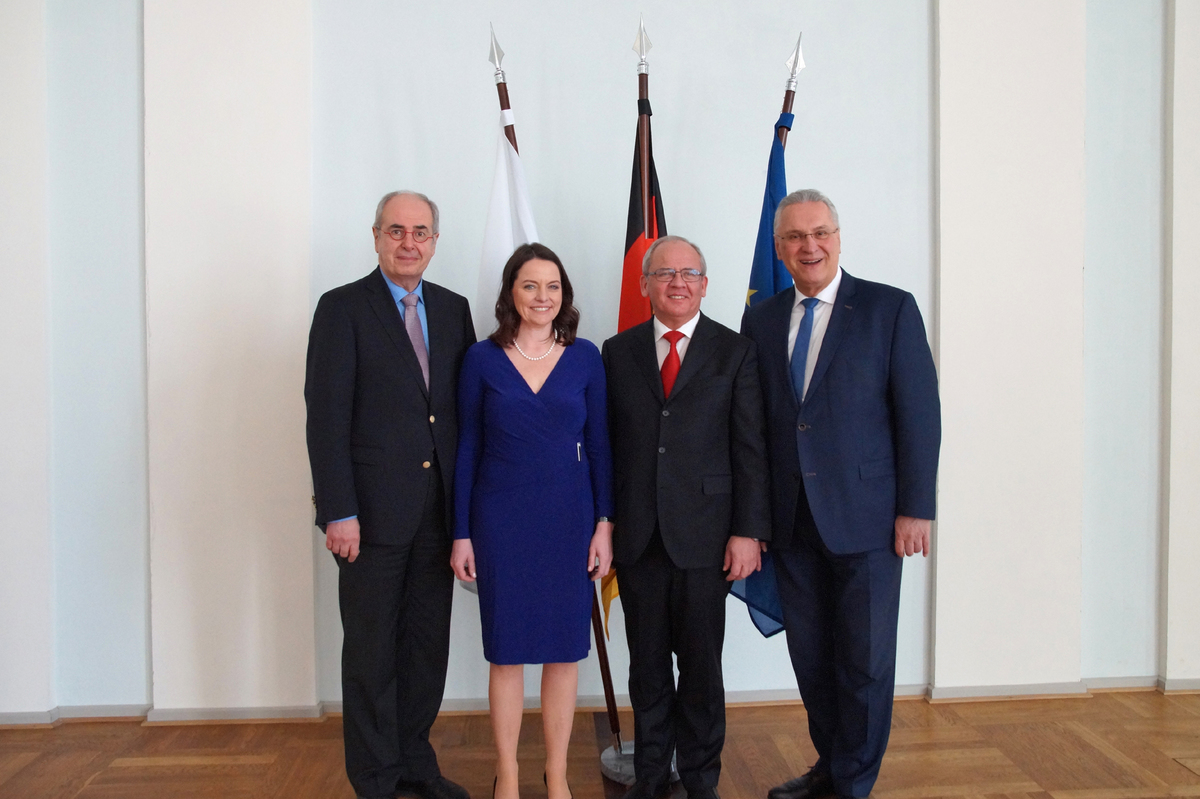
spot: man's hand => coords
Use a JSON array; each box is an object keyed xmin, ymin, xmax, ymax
[
  {"xmin": 451, "ymin": 538, "xmax": 476, "ymax": 581},
  {"xmin": 894, "ymin": 515, "xmax": 931, "ymax": 557},
  {"xmin": 724, "ymin": 536, "xmax": 762, "ymax": 581},
  {"xmin": 326, "ymin": 517, "xmax": 361, "ymax": 562},
  {"xmin": 588, "ymin": 521, "xmax": 614, "ymax": 581}
]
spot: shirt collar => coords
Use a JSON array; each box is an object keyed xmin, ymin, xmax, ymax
[
  {"xmin": 383, "ymin": 271, "xmax": 424, "ymax": 306},
  {"xmin": 653, "ymin": 312, "xmax": 702, "ymax": 341},
  {"xmin": 793, "ymin": 267, "xmax": 843, "ymax": 307}
]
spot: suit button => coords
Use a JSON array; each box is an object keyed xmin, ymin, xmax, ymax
[
  {"xmin": 662, "ymin": 410, "xmax": 670, "ymax": 417},
  {"xmin": 797, "ymin": 423, "xmax": 808, "ymax": 431},
  {"xmin": 658, "ymin": 447, "xmax": 666, "ymax": 454},
  {"xmin": 422, "ymin": 461, "xmax": 431, "ymax": 469},
  {"xmin": 429, "ymin": 415, "xmax": 436, "ymax": 423}
]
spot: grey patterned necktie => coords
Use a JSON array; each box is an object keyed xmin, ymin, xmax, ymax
[{"xmin": 402, "ymin": 293, "xmax": 429, "ymax": 389}]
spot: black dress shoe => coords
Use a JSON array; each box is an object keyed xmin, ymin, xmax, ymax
[
  {"xmin": 622, "ymin": 781, "xmax": 668, "ymax": 799},
  {"xmin": 766, "ymin": 769, "xmax": 834, "ymax": 799},
  {"xmin": 396, "ymin": 776, "xmax": 471, "ymax": 799},
  {"xmin": 687, "ymin": 788, "xmax": 720, "ymax": 799}
]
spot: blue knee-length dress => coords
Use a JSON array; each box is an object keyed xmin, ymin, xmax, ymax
[{"xmin": 454, "ymin": 338, "xmax": 614, "ymax": 665}]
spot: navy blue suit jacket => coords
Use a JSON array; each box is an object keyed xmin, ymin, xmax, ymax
[
  {"xmin": 741, "ymin": 271, "xmax": 940, "ymax": 554},
  {"xmin": 305, "ymin": 267, "xmax": 476, "ymax": 545}
]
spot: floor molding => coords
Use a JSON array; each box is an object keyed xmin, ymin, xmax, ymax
[
  {"xmin": 7, "ymin": 677, "xmax": 1189, "ymax": 725},
  {"xmin": 928, "ymin": 680, "xmax": 1089, "ymax": 702},
  {"xmin": 1160, "ymin": 677, "xmax": 1200, "ymax": 693},
  {"xmin": 144, "ymin": 705, "xmax": 323, "ymax": 724},
  {"xmin": 1084, "ymin": 676, "xmax": 1159, "ymax": 691}
]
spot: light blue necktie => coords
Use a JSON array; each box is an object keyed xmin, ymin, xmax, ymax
[{"xmin": 790, "ymin": 297, "xmax": 820, "ymax": 403}]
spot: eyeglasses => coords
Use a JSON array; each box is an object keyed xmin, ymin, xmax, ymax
[
  {"xmin": 646, "ymin": 268, "xmax": 705, "ymax": 283},
  {"xmin": 377, "ymin": 226, "xmax": 433, "ymax": 243},
  {"xmin": 775, "ymin": 228, "xmax": 839, "ymax": 244}
]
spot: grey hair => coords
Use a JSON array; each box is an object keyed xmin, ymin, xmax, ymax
[
  {"xmin": 374, "ymin": 190, "xmax": 440, "ymax": 234},
  {"xmin": 642, "ymin": 235, "xmax": 708, "ymax": 276},
  {"xmin": 773, "ymin": 189, "xmax": 839, "ymax": 233}
]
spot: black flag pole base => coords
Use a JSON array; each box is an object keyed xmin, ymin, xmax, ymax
[{"xmin": 598, "ymin": 740, "xmax": 680, "ymax": 787}]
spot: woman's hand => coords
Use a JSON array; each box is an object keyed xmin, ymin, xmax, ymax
[
  {"xmin": 451, "ymin": 538, "xmax": 477, "ymax": 581},
  {"xmin": 588, "ymin": 521, "xmax": 614, "ymax": 581}
]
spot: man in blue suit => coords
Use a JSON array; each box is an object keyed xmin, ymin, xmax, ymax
[{"xmin": 741, "ymin": 190, "xmax": 940, "ymax": 799}]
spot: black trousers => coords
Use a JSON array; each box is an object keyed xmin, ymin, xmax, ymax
[
  {"xmin": 773, "ymin": 488, "xmax": 903, "ymax": 798},
  {"xmin": 336, "ymin": 470, "xmax": 453, "ymax": 798},
  {"xmin": 618, "ymin": 531, "xmax": 730, "ymax": 792}
]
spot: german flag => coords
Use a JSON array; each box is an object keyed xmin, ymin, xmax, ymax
[
  {"xmin": 616, "ymin": 99, "xmax": 667, "ymax": 334},
  {"xmin": 604, "ymin": 99, "xmax": 667, "ymax": 634}
]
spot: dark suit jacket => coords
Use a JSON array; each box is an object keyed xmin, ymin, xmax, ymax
[
  {"xmin": 741, "ymin": 270, "xmax": 940, "ymax": 554},
  {"xmin": 305, "ymin": 267, "xmax": 476, "ymax": 545},
  {"xmin": 602, "ymin": 314, "xmax": 771, "ymax": 569}
]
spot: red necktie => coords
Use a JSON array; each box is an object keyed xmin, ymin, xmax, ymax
[{"xmin": 661, "ymin": 330, "xmax": 684, "ymax": 397}]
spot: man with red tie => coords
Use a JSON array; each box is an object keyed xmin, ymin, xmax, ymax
[{"xmin": 602, "ymin": 236, "xmax": 771, "ymax": 799}]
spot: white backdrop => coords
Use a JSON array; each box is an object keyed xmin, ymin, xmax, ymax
[{"xmin": 310, "ymin": 0, "xmax": 934, "ymax": 704}]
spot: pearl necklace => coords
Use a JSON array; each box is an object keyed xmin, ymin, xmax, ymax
[{"xmin": 513, "ymin": 336, "xmax": 557, "ymax": 361}]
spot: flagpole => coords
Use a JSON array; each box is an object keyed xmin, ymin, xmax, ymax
[
  {"xmin": 489, "ymin": 25, "xmax": 519, "ymax": 153},
  {"xmin": 777, "ymin": 33, "xmax": 803, "ymax": 148},
  {"xmin": 635, "ymin": 18, "xmax": 652, "ymax": 235}
]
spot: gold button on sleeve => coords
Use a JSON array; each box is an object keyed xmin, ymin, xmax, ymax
[{"xmin": 422, "ymin": 461, "xmax": 431, "ymax": 469}]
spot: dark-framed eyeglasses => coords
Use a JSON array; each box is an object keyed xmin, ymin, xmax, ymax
[
  {"xmin": 647, "ymin": 268, "xmax": 705, "ymax": 283},
  {"xmin": 377, "ymin": 226, "xmax": 433, "ymax": 243},
  {"xmin": 775, "ymin": 228, "xmax": 839, "ymax": 244}
]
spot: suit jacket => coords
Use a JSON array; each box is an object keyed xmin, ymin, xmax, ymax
[
  {"xmin": 741, "ymin": 270, "xmax": 940, "ymax": 554},
  {"xmin": 602, "ymin": 314, "xmax": 771, "ymax": 569},
  {"xmin": 305, "ymin": 267, "xmax": 476, "ymax": 545}
]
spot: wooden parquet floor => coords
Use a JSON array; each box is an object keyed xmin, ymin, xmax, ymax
[{"xmin": 2, "ymin": 692, "xmax": 1200, "ymax": 799}]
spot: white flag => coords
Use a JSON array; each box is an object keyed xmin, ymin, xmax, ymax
[{"xmin": 476, "ymin": 109, "xmax": 539, "ymax": 337}]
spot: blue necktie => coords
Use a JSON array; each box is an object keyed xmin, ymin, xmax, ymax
[{"xmin": 790, "ymin": 297, "xmax": 820, "ymax": 403}]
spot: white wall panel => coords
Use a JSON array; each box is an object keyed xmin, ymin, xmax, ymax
[
  {"xmin": 47, "ymin": 0, "xmax": 150, "ymax": 708},
  {"xmin": 934, "ymin": 1, "xmax": 1087, "ymax": 693},
  {"xmin": 0, "ymin": 0, "xmax": 56, "ymax": 718},
  {"xmin": 1081, "ymin": 0, "xmax": 1163, "ymax": 682},
  {"xmin": 144, "ymin": 0, "xmax": 316, "ymax": 713},
  {"xmin": 1163, "ymin": 0, "xmax": 1200, "ymax": 688}
]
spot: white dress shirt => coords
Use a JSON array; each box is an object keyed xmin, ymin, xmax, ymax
[
  {"xmin": 652, "ymin": 312, "xmax": 702, "ymax": 368},
  {"xmin": 787, "ymin": 267, "xmax": 843, "ymax": 400}
]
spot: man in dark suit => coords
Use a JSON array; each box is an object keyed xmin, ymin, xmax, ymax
[
  {"xmin": 603, "ymin": 235, "xmax": 770, "ymax": 799},
  {"xmin": 741, "ymin": 190, "xmax": 940, "ymax": 799},
  {"xmin": 306, "ymin": 191, "xmax": 476, "ymax": 799}
]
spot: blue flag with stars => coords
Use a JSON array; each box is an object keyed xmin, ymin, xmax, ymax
[
  {"xmin": 743, "ymin": 112, "xmax": 795, "ymax": 312},
  {"xmin": 732, "ymin": 111, "xmax": 795, "ymax": 638}
]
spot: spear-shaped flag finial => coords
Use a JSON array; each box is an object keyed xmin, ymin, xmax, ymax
[
  {"xmin": 489, "ymin": 23, "xmax": 506, "ymax": 84},
  {"xmin": 785, "ymin": 32, "xmax": 805, "ymax": 91},
  {"xmin": 633, "ymin": 15, "xmax": 652, "ymax": 74}
]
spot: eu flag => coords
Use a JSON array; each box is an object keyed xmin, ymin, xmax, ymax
[
  {"xmin": 743, "ymin": 112, "xmax": 795, "ymax": 312},
  {"xmin": 732, "ymin": 111, "xmax": 795, "ymax": 638}
]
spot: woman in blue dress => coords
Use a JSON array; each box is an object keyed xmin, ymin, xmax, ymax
[{"xmin": 451, "ymin": 243, "xmax": 614, "ymax": 799}]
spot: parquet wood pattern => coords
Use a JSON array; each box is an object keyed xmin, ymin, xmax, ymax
[{"xmin": 1, "ymin": 692, "xmax": 1198, "ymax": 799}]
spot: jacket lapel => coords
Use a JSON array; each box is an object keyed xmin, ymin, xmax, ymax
[
  {"xmin": 366, "ymin": 268, "xmax": 429, "ymax": 399},
  {"xmin": 423, "ymin": 281, "xmax": 449, "ymax": 402},
  {"xmin": 804, "ymin": 270, "xmax": 858, "ymax": 404},
  {"xmin": 629, "ymin": 321, "xmax": 666, "ymax": 405},
  {"xmin": 667, "ymin": 314, "xmax": 717, "ymax": 400}
]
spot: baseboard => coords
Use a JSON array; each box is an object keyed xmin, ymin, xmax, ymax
[
  {"xmin": 928, "ymin": 681, "xmax": 1088, "ymax": 702},
  {"xmin": 1084, "ymin": 676, "xmax": 1159, "ymax": 692},
  {"xmin": 144, "ymin": 705, "xmax": 323, "ymax": 724},
  {"xmin": 318, "ymin": 700, "xmax": 343, "ymax": 716},
  {"xmin": 57, "ymin": 704, "xmax": 152, "ymax": 720},
  {"xmin": 1160, "ymin": 677, "xmax": 1200, "ymax": 693},
  {"xmin": 0, "ymin": 709, "xmax": 58, "ymax": 727}
]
